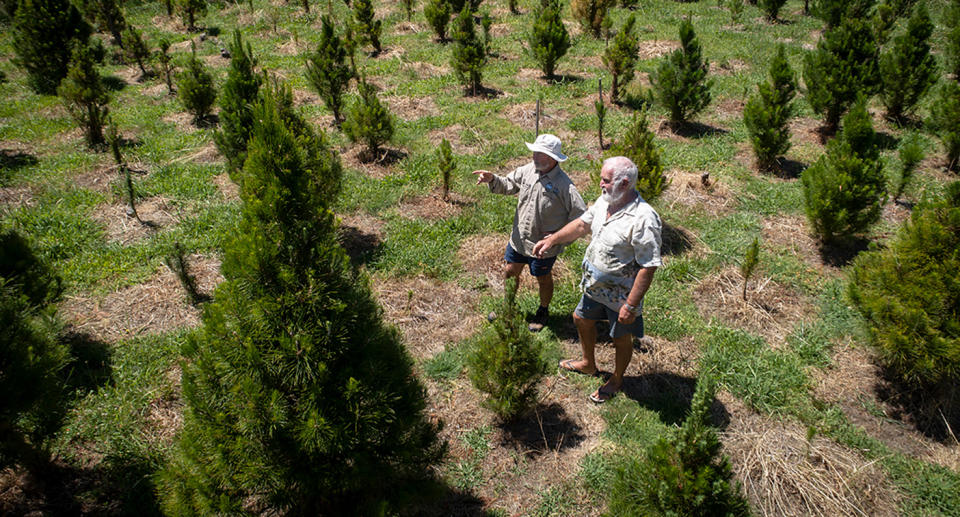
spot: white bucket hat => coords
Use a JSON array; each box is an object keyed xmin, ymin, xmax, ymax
[{"xmin": 525, "ymin": 134, "xmax": 567, "ymax": 162}]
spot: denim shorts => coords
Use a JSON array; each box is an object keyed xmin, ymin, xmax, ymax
[
  {"xmin": 504, "ymin": 243, "xmax": 557, "ymax": 277},
  {"xmin": 575, "ymin": 294, "xmax": 644, "ymax": 339}
]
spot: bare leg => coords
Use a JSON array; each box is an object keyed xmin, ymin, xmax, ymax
[
  {"xmin": 602, "ymin": 334, "xmax": 633, "ymax": 393},
  {"xmin": 562, "ymin": 312, "xmax": 599, "ymax": 375},
  {"xmin": 535, "ymin": 271, "xmax": 554, "ymax": 309},
  {"xmin": 504, "ymin": 262, "xmax": 524, "ymax": 293}
]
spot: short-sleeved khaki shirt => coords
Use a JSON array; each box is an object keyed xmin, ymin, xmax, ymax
[
  {"xmin": 579, "ymin": 195, "xmax": 662, "ymax": 312},
  {"xmin": 488, "ymin": 162, "xmax": 587, "ymax": 258}
]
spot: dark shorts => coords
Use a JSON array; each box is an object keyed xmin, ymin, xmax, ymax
[
  {"xmin": 575, "ymin": 294, "xmax": 644, "ymax": 339},
  {"xmin": 504, "ymin": 243, "xmax": 557, "ymax": 277}
]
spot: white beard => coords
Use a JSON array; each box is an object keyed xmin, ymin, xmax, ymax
[{"xmin": 601, "ymin": 186, "xmax": 628, "ymax": 204}]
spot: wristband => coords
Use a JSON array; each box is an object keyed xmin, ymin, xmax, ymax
[{"xmin": 624, "ymin": 303, "xmax": 639, "ymax": 315}]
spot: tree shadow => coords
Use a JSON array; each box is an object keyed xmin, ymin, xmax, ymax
[
  {"xmin": 463, "ymin": 85, "xmax": 504, "ymax": 99},
  {"xmin": 661, "ymin": 222, "xmax": 696, "ymax": 256},
  {"xmin": 771, "ymin": 158, "xmax": 807, "ymax": 179},
  {"xmin": 620, "ymin": 372, "xmax": 731, "ymax": 429},
  {"xmin": 407, "ymin": 484, "xmax": 490, "ymax": 517},
  {"xmin": 497, "ymin": 402, "xmax": 586, "ymax": 455},
  {"xmin": 817, "ymin": 237, "xmax": 871, "ymax": 267},
  {"xmin": 337, "ymin": 223, "xmax": 383, "ymax": 267},
  {"xmin": 0, "ymin": 149, "xmax": 39, "ymax": 173},
  {"xmin": 195, "ymin": 113, "xmax": 220, "ymax": 129},
  {"xmin": 546, "ymin": 73, "xmax": 585, "ymax": 85},
  {"xmin": 101, "ymin": 75, "xmax": 128, "ymax": 92},
  {"xmin": 875, "ymin": 368, "xmax": 960, "ymax": 443},
  {"xmin": 874, "ymin": 130, "xmax": 899, "ymax": 151},
  {"xmin": 669, "ymin": 121, "xmax": 728, "ymax": 139},
  {"xmin": 60, "ymin": 330, "xmax": 113, "ymax": 396},
  {"xmin": 357, "ymin": 147, "xmax": 407, "ymax": 165}
]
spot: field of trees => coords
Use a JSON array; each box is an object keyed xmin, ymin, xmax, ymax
[{"xmin": 2, "ymin": 0, "xmax": 959, "ymax": 514}]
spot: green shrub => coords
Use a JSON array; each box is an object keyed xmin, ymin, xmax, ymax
[
  {"xmin": 438, "ymin": 137, "xmax": 454, "ymax": 201},
  {"xmin": 402, "ymin": 0, "xmax": 414, "ymax": 20},
  {"xmin": 651, "ymin": 19, "xmax": 712, "ymax": 125},
  {"xmin": 928, "ymin": 81, "xmax": 960, "ymax": 171},
  {"xmin": 424, "ymin": 0, "xmax": 451, "ymax": 42},
  {"xmin": 571, "ymin": 0, "xmax": 613, "ymax": 39},
  {"xmin": 602, "ymin": 14, "xmax": 638, "ymax": 103},
  {"xmin": 607, "ymin": 376, "xmax": 750, "ymax": 517},
  {"xmin": 947, "ymin": 0, "xmax": 960, "ymax": 80},
  {"xmin": 803, "ymin": 18, "xmax": 879, "ymax": 134},
  {"xmin": 11, "ymin": 0, "xmax": 91, "ymax": 94},
  {"xmin": 812, "ymin": 0, "xmax": 875, "ymax": 29},
  {"xmin": 123, "ymin": 25, "xmax": 152, "ymax": 79},
  {"xmin": 848, "ymin": 183, "xmax": 960, "ymax": 387},
  {"xmin": 81, "ymin": 0, "xmax": 126, "ymax": 46},
  {"xmin": 343, "ymin": 80, "xmax": 394, "ymax": 158},
  {"xmin": 157, "ymin": 38, "xmax": 175, "ymax": 95},
  {"xmin": 528, "ymin": 0, "xmax": 570, "ymax": 80},
  {"xmin": 158, "ymin": 83, "xmax": 442, "ymax": 515},
  {"xmin": 214, "ymin": 29, "xmax": 261, "ymax": 176},
  {"xmin": 352, "ymin": 0, "xmax": 382, "ymax": 54},
  {"xmin": 893, "ymin": 134, "xmax": 923, "ymax": 202},
  {"xmin": 451, "ymin": 4, "xmax": 486, "ymax": 95},
  {"xmin": 467, "ymin": 278, "xmax": 548, "ymax": 421},
  {"xmin": 177, "ymin": 0, "xmax": 206, "ymax": 31},
  {"xmin": 57, "ymin": 43, "xmax": 110, "ymax": 149},
  {"xmin": 306, "ymin": 16, "xmax": 353, "ymax": 127},
  {"xmin": 879, "ymin": 3, "xmax": 937, "ymax": 122},
  {"xmin": 606, "ymin": 109, "xmax": 669, "ymax": 201},
  {"xmin": 176, "ymin": 42, "xmax": 217, "ymax": 125},
  {"xmin": 740, "ymin": 237, "xmax": 759, "ymax": 302},
  {"xmin": 743, "ymin": 45, "xmax": 797, "ymax": 171},
  {"xmin": 759, "ymin": 0, "xmax": 787, "ymax": 21},
  {"xmin": 801, "ymin": 100, "xmax": 887, "ymax": 244}
]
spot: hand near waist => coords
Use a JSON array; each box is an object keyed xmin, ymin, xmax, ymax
[
  {"xmin": 473, "ymin": 170, "xmax": 493, "ymax": 184},
  {"xmin": 532, "ymin": 235, "xmax": 555, "ymax": 258},
  {"xmin": 618, "ymin": 304, "xmax": 637, "ymax": 325}
]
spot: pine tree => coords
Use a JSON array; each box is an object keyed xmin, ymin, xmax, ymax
[
  {"xmin": 947, "ymin": 0, "xmax": 960, "ymax": 81},
  {"xmin": 480, "ymin": 10, "xmax": 493, "ymax": 56},
  {"xmin": 123, "ymin": 25, "xmax": 152, "ymax": 80},
  {"xmin": 158, "ymin": 38, "xmax": 175, "ymax": 95},
  {"xmin": 893, "ymin": 133, "xmax": 923, "ymax": 202},
  {"xmin": 759, "ymin": 0, "xmax": 787, "ymax": 20},
  {"xmin": 214, "ymin": 29, "xmax": 261, "ymax": 177},
  {"xmin": 158, "ymin": 83, "xmax": 442, "ymax": 515},
  {"xmin": 571, "ymin": 0, "xmax": 613, "ymax": 39},
  {"xmin": 177, "ymin": 0, "xmax": 207, "ymax": 31},
  {"xmin": 606, "ymin": 109, "xmax": 669, "ymax": 201},
  {"xmin": 812, "ymin": 0, "xmax": 875, "ymax": 29},
  {"xmin": 343, "ymin": 80, "xmax": 395, "ymax": 159},
  {"xmin": 741, "ymin": 237, "xmax": 759, "ymax": 301},
  {"xmin": 467, "ymin": 278, "xmax": 549, "ymax": 421},
  {"xmin": 528, "ymin": 0, "xmax": 570, "ymax": 80},
  {"xmin": 801, "ymin": 100, "xmax": 887, "ymax": 244},
  {"xmin": 58, "ymin": 43, "xmax": 110, "ymax": 149},
  {"xmin": 424, "ymin": 0, "xmax": 451, "ymax": 42},
  {"xmin": 509, "ymin": 0, "xmax": 519, "ymax": 14},
  {"xmin": 0, "ymin": 229, "xmax": 69, "ymax": 472},
  {"xmin": 651, "ymin": 19, "xmax": 712, "ymax": 126},
  {"xmin": 803, "ymin": 18, "xmax": 879, "ymax": 134},
  {"xmin": 602, "ymin": 14, "xmax": 638, "ymax": 103},
  {"xmin": 402, "ymin": 0, "xmax": 414, "ymax": 20},
  {"xmin": 438, "ymin": 137, "xmax": 454, "ymax": 201},
  {"xmin": 608, "ymin": 376, "xmax": 750, "ymax": 516},
  {"xmin": 11, "ymin": 0, "xmax": 91, "ymax": 94},
  {"xmin": 879, "ymin": 4, "xmax": 937, "ymax": 123},
  {"xmin": 744, "ymin": 45, "xmax": 797, "ymax": 171},
  {"xmin": 305, "ymin": 16, "xmax": 353, "ymax": 127},
  {"xmin": 82, "ymin": 0, "xmax": 126, "ymax": 46},
  {"xmin": 177, "ymin": 42, "xmax": 217, "ymax": 125},
  {"xmin": 352, "ymin": 0, "xmax": 382, "ymax": 55},
  {"xmin": 929, "ymin": 81, "xmax": 960, "ymax": 171},
  {"xmin": 451, "ymin": 4, "xmax": 486, "ymax": 96}
]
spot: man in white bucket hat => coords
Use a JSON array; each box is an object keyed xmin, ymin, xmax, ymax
[{"xmin": 474, "ymin": 134, "xmax": 586, "ymax": 332}]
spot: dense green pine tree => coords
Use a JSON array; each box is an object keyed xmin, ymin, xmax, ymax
[
  {"xmin": 947, "ymin": 0, "xmax": 960, "ymax": 81},
  {"xmin": 451, "ymin": 5, "xmax": 486, "ymax": 95},
  {"xmin": 929, "ymin": 81, "xmax": 960, "ymax": 171},
  {"xmin": 879, "ymin": 3, "xmax": 937, "ymax": 122},
  {"xmin": 744, "ymin": 45, "xmax": 797, "ymax": 171},
  {"xmin": 651, "ymin": 19, "xmax": 712, "ymax": 125},
  {"xmin": 58, "ymin": 43, "xmax": 110, "ymax": 148},
  {"xmin": 352, "ymin": 0, "xmax": 382, "ymax": 54},
  {"xmin": 602, "ymin": 14, "xmax": 638, "ymax": 103},
  {"xmin": 438, "ymin": 137, "xmax": 455, "ymax": 201},
  {"xmin": 528, "ymin": 0, "xmax": 570, "ymax": 80},
  {"xmin": 803, "ymin": 18, "xmax": 879, "ymax": 134},
  {"xmin": 424, "ymin": 0, "xmax": 451, "ymax": 42},
  {"xmin": 177, "ymin": 42, "xmax": 217, "ymax": 125},
  {"xmin": 893, "ymin": 133, "xmax": 923, "ymax": 202},
  {"xmin": 801, "ymin": 100, "xmax": 887, "ymax": 243},
  {"xmin": 11, "ymin": 0, "xmax": 91, "ymax": 94},
  {"xmin": 343, "ymin": 80, "xmax": 395, "ymax": 159},
  {"xmin": 214, "ymin": 29, "xmax": 262, "ymax": 177},
  {"xmin": 571, "ymin": 0, "xmax": 613, "ymax": 39},
  {"xmin": 606, "ymin": 109, "xmax": 669, "ymax": 201},
  {"xmin": 759, "ymin": 0, "xmax": 787, "ymax": 21},
  {"xmin": 158, "ymin": 83, "xmax": 443, "ymax": 515},
  {"xmin": 157, "ymin": 38, "xmax": 175, "ymax": 95},
  {"xmin": 123, "ymin": 25, "xmax": 152, "ymax": 79},
  {"xmin": 305, "ymin": 16, "xmax": 353, "ymax": 127},
  {"xmin": 177, "ymin": 0, "xmax": 207, "ymax": 31},
  {"xmin": 812, "ymin": 0, "xmax": 875, "ymax": 29},
  {"xmin": 81, "ymin": 0, "xmax": 126, "ymax": 46}
]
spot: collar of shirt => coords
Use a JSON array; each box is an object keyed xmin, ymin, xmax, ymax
[
  {"xmin": 603, "ymin": 193, "xmax": 641, "ymax": 223},
  {"xmin": 536, "ymin": 163, "xmax": 563, "ymax": 182}
]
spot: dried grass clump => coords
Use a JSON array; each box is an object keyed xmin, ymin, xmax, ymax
[
  {"xmin": 660, "ymin": 168, "xmax": 735, "ymax": 214},
  {"xmin": 382, "ymin": 95, "xmax": 439, "ymax": 121},
  {"xmin": 91, "ymin": 197, "xmax": 179, "ymax": 245},
  {"xmin": 638, "ymin": 39, "xmax": 681, "ymax": 59}
]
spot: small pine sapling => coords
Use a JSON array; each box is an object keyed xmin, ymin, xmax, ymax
[
  {"xmin": 947, "ymin": 0, "xmax": 960, "ymax": 81},
  {"xmin": 352, "ymin": 0, "xmax": 382, "ymax": 55},
  {"xmin": 529, "ymin": 0, "xmax": 570, "ymax": 80},
  {"xmin": 11, "ymin": 0, "xmax": 91, "ymax": 94},
  {"xmin": 177, "ymin": 0, "xmax": 207, "ymax": 32},
  {"xmin": 177, "ymin": 42, "xmax": 217, "ymax": 125},
  {"xmin": 301, "ymin": 0, "xmax": 310, "ymax": 13},
  {"xmin": 929, "ymin": 81, "xmax": 960, "ymax": 171},
  {"xmin": 402, "ymin": 0, "xmax": 414, "ymax": 20},
  {"xmin": 58, "ymin": 43, "xmax": 110, "ymax": 149},
  {"xmin": 306, "ymin": 16, "xmax": 352, "ymax": 127},
  {"xmin": 606, "ymin": 109, "xmax": 669, "ymax": 201},
  {"xmin": 343, "ymin": 80, "xmax": 395, "ymax": 160},
  {"xmin": 879, "ymin": 4, "xmax": 937, "ymax": 123},
  {"xmin": 893, "ymin": 134, "xmax": 923, "ymax": 202},
  {"xmin": 743, "ymin": 44, "xmax": 797, "ymax": 171},
  {"xmin": 728, "ymin": 0, "xmax": 744, "ymax": 23},
  {"xmin": 438, "ymin": 137, "xmax": 455, "ymax": 201},
  {"xmin": 164, "ymin": 0, "xmax": 173, "ymax": 16},
  {"xmin": 509, "ymin": 0, "xmax": 519, "ymax": 14},
  {"xmin": 123, "ymin": 25, "xmax": 152, "ymax": 80},
  {"xmin": 595, "ymin": 97, "xmax": 606, "ymax": 150},
  {"xmin": 106, "ymin": 118, "xmax": 124, "ymax": 168},
  {"xmin": 165, "ymin": 242, "xmax": 207, "ymax": 305},
  {"xmin": 651, "ymin": 18, "xmax": 712, "ymax": 126},
  {"xmin": 812, "ymin": 0, "xmax": 874, "ymax": 29},
  {"xmin": 571, "ymin": 0, "xmax": 613, "ymax": 39},
  {"xmin": 83, "ymin": 0, "xmax": 127, "ymax": 47},
  {"xmin": 480, "ymin": 10, "xmax": 493, "ymax": 57},
  {"xmin": 759, "ymin": 0, "xmax": 787, "ymax": 21},
  {"xmin": 157, "ymin": 38, "xmax": 175, "ymax": 95},
  {"xmin": 214, "ymin": 29, "xmax": 262, "ymax": 176},
  {"xmin": 740, "ymin": 237, "xmax": 759, "ymax": 301},
  {"xmin": 601, "ymin": 14, "xmax": 638, "ymax": 103},
  {"xmin": 424, "ymin": 0, "xmax": 451, "ymax": 42},
  {"xmin": 467, "ymin": 278, "xmax": 549, "ymax": 421},
  {"xmin": 451, "ymin": 4, "xmax": 486, "ymax": 96}
]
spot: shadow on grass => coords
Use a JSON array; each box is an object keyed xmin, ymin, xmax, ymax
[
  {"xmin": 661, "ymin": 222, "xmax": 696, "ymax": 256},
  {"xmin": 772, "ymin": 158, "xmax": 807, "ymax": 179},
  {"xmin": 462, "ymin": 85, "xmax": 505, "ymax": 99},
  {"xmin": 357, "ymin": 147, "xmax": 407, "ymax": 165},
  {"xmin": 875, "ymin": 369, "xmax": 960, "ymax": 443},
  {"xmin": 0, "ymin": 149, "xmax": 39, "ymax": 174},
  {"xmin": 407, "ymin": 484, "xmax": 491, "ymax": 517},
  {"xmin": 818, "ymin": 237, "xmax": 871, "ymax": 267},
  {"xmin": 497, "ymin": 402, "xmax": 586, "ymax": 455},
  {"xmin": 874, "ymin": 130, "xmax": 900, "ymax": 151},
  {"xmin": 337, "ymin": 223, "xmax": 383, "ymax": 266},
  {"xmin": 669, "ymin": 121, "xmax": 728, "ymax": 139},
  {"xmin": 194, "ymin": 113, "xmax": 220, "ymax": 129},
  {"xmin": 61, "ymin": 330, "xmax": 113, "ymax": 396},
  {"xmin": 620, "ymin": 372, "xmax": 731, "ymax": 429},
  {"xmin": 547, "ymin": 73, "xmax": 585, "ymax": 85},
  {"xmin": 101, "ymin": 76, "xmax": 127, "ymax": 92}
]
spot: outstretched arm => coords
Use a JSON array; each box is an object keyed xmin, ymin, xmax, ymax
[{"xmin": 532, "ymin": 218, "xmax": 590, "ymax": 258}]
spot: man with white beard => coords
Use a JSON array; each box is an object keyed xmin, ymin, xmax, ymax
[{"xmin": 532, "ymin": 156, "xmax": 662, "ymax": 403}]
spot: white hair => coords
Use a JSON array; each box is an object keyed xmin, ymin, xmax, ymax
[{"xmin": 602, "ymin": 156, "xmax": 638, "ymax": 191}]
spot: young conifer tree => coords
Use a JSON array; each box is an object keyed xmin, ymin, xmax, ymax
[
  {"xmin": 451, "ymin": 4, "xmax": 486, "ymax": 95},
  {"xmin": 343, "ymin": 80, "xmax": 395, "ymax": 159},
  {"xmin": 352, "ymin": 0, "xmax": 382, "ymax": 54},
  {"xmin": 177, "ymin": 42, "xmax": 217, "ymax": 125},
  {"xmin": 929, "ymin": 81, "xmax": 960, "ymax": 171},
  {"xmin": 84, "ymin": 0, "xmax": 126, "ymax": 46},
  {"xmin": 801, "ymin": 100, "xmax": 887, "ymax": 244},
  {"xmin": 651, "ymin": 19, "xmax": 712, "ymax": 126},
  {"xmin": 306, "ymin": 16, "xmax": 353, "ymax": 127},
  {"xmin": 893, "ymin": 133, "xmax": 923, "ymax": 202},
  {"xmin": 214, "ymin": 29, "xmax": 261, "ymax": 177},
  {"xmin": 424, "ymin": 0, "xmax": 451, "ymax": 42},
  {"xmin": 571, "ymin": 0, "xmax": 613, "ymax": 39},
  {"xmin": 744, "ymin": 45, "xmax": 797, "ymax": 171},
  {"xmin": 740, "ymin": 237, "xmax": 759, "ymax": 301},
  {"xmin": 177, "ymin": 0, "xmax": 207, "ymax": 31},
  {"xmin": 803, "ymin": 18, "xmax": 879, "ymax": 134},
  {"xmin": 157, "ymin": 38, "xmax": 175, "ymax": 95},
  {"xmin": 438, "ymin": 137, "xmax": 455, "ymax": 201},
  {"xmin": 813, "ymin": 0, "xmax": 875, "ymax": 29},
  {"xmin": 12, "ymin": 0, "xmax": 91, "ymax": 94},
  {"xmin": 58, "ymin": 43, "xmax": 110, "ymax": 149},
  {"xmin": 602, "ymin": 14, "xmax": 638, "ymax": 103},
  {"xmin": 402, "ymin": 0, "xmax": 414, "ymax": 20},
  {"xmin": 947, "ymin": 0, "xmax": 960, "ymax": 81},
  {"xmin": 879, "ymin": 4, "xmax": 937, "ymax": 123},
  {"xmin": 759, "ymin": 0, "xmax": 787, "ymax": 21},
  {"xmin": 123, "ymin": 25, "xmax": 152, "ymax": 80},
  {"xmin": 529, "ymin": 0, "xmax": 570, "ymax": 80},
  {"xmin": 158, "ymin": 83, "xmax": 443, "ymax": 515},
  {"xmin": 606, "ymin": 109, "xmax": 669, "ymax": 201}
]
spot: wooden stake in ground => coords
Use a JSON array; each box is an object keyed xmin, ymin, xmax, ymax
[
  {"xmin": 535, "ymin": 97, "xmax": 540, "ymax": 137},
  {"xmin": 596, "ymin": 78, "xmax": 605, "ymax": 150}
]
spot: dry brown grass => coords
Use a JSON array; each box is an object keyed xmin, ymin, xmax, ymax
[
  {"xmin": 456, "ymin": 233, "xmax": 575, "ymax": 293},
  {"xmin": 502, "ymin": 102, "xmax": 569, "ymax": 129},
  {"xmin": 0, "ymin": 186, "xmax": 35, "ymax": 211},
  {"xmin": 709, "ymin": 59, "xmax": 750, "ymax": 76},
  {"xmin": 660, "ymin": 168, "xmax": 736, "ymax": 215},
  {"xmin": 212, "ymin": 173, "xmax": 240, "ymax": 201},
  {"xmin": 397, "ymin": 189, "xmax": 475, "ymax": 220},
  {"xmin": 90, "ymin": 197, "xmax": 179, "ymax": 245},
  {"xmin": 383, "ymin": 95, "xmax": 439, "ymax": 121},
  {"xmin": 638, "ymin": 39, "xmax": 681, "ymax": 60},
  {"xmin": 760, "ymin": 214, "xmax": 841, "ymax": 276}
]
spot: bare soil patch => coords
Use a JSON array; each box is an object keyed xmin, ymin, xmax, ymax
[
  {"xmin": 789, "ymin": 116, "xmax": 828, "ymax": 147},
  {"xmin": 403, "ymin": 60, "xmax": 448, "ymax": 77},
  {"xmin": 162, "ymin": 111, "xmax": 203, "ymax": 132},
  {"xmin": 383, "ymin": 95, "xmax": 440, "ymax": 120},
  {"xmin": 715, "ymin": 97, "xmax": 745, "ymax": 120},
  {"xmin": 760, "ymin": 214, "xmax": 840, "ymax": 275},
  {"xmin": 91, "ymin": 197, "xmax": 179, "ymax": 245},
  {"xmin": 212, "ymin": 173, "xmax": 239, "ymax": 201},
  {"xmin": 292, "ymin": 88, "xmax": 318, "ymax": 107},
  {"xmin": 141, "ymin": 82, "xmax": 172, "ymax": 98},
  {"xmin": 638, "ymin": 39, "xmax": 681, "ymax": 60},
  {"xmin": 719, "ymin": 391, "xmax": 902, "ymax": 517},
  {"xmin": 397, "ymin": 189, "xmax": 474, "ymax": 220},
  {"xmin": 73, "ymin": 164, "xmax": 120, "ymax": 193},
  {"xmin": 60, "ymin": 255, "xmax": 222, "ymax": 343},
  {"xmin": 275, "ymin": 36, "xmax": 308, "ymax": 56},
  {"xmin": 693, "ymin": 267, "xmax": 813, "ymax": 346},
  {"xmin": 660, "ymin": 168, "xmax": 736, "ymax": 215},
  {"xmin": 427, "ymin": 124, "xmax": 484, "ymax": 155},
  {"xmin": 393, "ymin": 21, "xmax": 424, "ymax": 35}
]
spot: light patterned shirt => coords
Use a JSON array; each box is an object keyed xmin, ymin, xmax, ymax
[
  {"xmin": 579, "ymin": 194, "xmax": 662, "ymax": 312},
  {"xmin": 488, "ymin": 162, "xmax": 587, "ymax": 258}
]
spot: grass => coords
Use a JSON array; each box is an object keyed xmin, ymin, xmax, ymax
[{"xmin": 2, "ymin": 0, "xmax": 959, "ymax": 514}]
